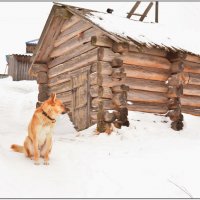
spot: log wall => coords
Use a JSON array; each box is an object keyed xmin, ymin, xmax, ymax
[
  {"xmin": 181, "ymin": 60, "xmax": 200, "ymax": 116},
  {"xmin": 34, "ymin": 10, "xmax": 200, "ymax": 133}
]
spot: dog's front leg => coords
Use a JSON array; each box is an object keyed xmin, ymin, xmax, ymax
[{"xmin": 33, "ymin": 137, "xmax": 40, "ymax": 165}]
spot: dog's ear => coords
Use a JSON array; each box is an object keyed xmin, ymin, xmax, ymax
[{"xmin": 50, "ymin": 93, "xmax": 57, "ymax": 103}]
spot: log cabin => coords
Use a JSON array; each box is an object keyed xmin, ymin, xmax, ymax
[{"xmin": 29, "ymin": 3, "xmax": 200, "ymax": 132}]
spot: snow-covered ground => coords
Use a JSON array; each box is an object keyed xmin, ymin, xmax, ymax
[{"xmin": 1, "ymin": 77, "xmax": 200, "ymax": 198}]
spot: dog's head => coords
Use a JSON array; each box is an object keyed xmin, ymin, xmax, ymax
[{"xmin": 42, "ymin": 93, "xmax": 69, "ymax": 116}]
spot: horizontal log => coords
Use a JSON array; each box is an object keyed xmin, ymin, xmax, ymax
[
  {"xmin": 127, "ymin": 89, "xmax": 168, "ymax": 103},
  {"xmin": 61, "ymin": 15, "xmax": 80, "ymax": 32},
  {"xmin": 129, "ymin": 45, "xmax": 167, "ymax": 57},
  {"xmin": 98, "ymin": 86, "xmax": 113, "ymax": 99},
  {"xmin": 89, "ymin": 72, "xmax": 97, "ymax": 85},
  {"xmin": 37, "ymin": 72, "xmax": 48, "ymax": 84},
  {"xmin": 57, "ymin": 91, "xmax": 72, "ymax": 103},
  {"xmin": 183, "ymin": 84, "xmax": 200, "ymax": 97},
  {"xmin": 97, "ymin": 61, "xmax": 113, "ymax": 75},
  {"xmin": 185, "ymin": 54, "xmax": 200, "ymax": 64},
  {"xmin": 122, "ymin": 52, "xmax": 171, "ymax": 70},
  {"xmin": 48, "ymin": 72, "xmax": 70, "ymax": 87},
  {"xmin": 50, "ymin": 28, "xmax": 100, "ymax": 58},
  {"xmin": 98, "ymin": 47, "xmax": 120, "ymax": 62},
  {"xmin": 31, "ymin": 64, "xmax": 48, "ymax": 76},
  {"xmin": 123, "ymin": 64, "xmax": 169, "ymax": 81},
  {"xmin": 123, "ymin": 77, "xmax": 167, "ymax": 93},
  {"xmin": 187, "ymin": 73, "xmax": 200, "ymax": 85},
  {"xmin": 91, "ymin": 35, "xmax": 113, "ymax": 48},
  {"xmin": 48, "ymin": 48, "xmax": 98, "ymax": 78},
  {"xmin": 112, "ymin": 85, "xmax": 129, "ymax": 93},
  {"xmin": 48, "ymin": 42, "xmax": 95, "ymax": 68},
  {"xmin": 55, "ymin": 20, "xmax": 91, "ymax": 47},
  {"xmin": 183, "ymin": 60, "xmax": 200, "ymax": 74},
  {"xmin": 90, "ymin": 85, "xmax": 99, "ymax": 98},
  {"xmin": 182, "ymin": 105, "xmax": 200, "ymax": 116},
  {"xmin": 48, "ymin": 80, "xmax": 72, "ymax": 94},
  {"xmin": 181, "ymin": 95, "xmax": 200, "ymax": 107},
  {"xmin": 127, "ymin": 102, "xmax": 168, "ymax": 114}
]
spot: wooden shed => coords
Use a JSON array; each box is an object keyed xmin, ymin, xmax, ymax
[
  {"xmin": 6, "ymin": 40, "xmax": 37, "ymax": 81},
  {"xmin": 29, "ymin": 3, "xmax": 200, "ymax": 132},
  {"xmin": 6, "ymin": 54, "xmax": 36, "ymax": 81}
]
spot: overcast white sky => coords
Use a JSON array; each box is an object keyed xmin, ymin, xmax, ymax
[{"xmin": 0, "ymin": 2, "xmax": 200, "ymax": 73}]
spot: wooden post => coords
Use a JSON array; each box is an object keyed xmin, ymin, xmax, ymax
[
  {"xmin": 33, "ymin": 63, "xmax": 49, "ymax": 107},
  {"xmin": 166, "ymin": 53, "xmax": 186, "ymax": 131}
]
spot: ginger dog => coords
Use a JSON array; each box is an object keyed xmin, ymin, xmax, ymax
[{"xmin": 11, "ymin": 93, "xmax": 68, "ymax": 165}]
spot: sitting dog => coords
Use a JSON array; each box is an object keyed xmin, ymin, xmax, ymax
[{"xmin": 11, "ymin": 93, "xmax": 68, "ymax": 165}]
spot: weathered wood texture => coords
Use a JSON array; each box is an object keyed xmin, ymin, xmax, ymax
[
  {"xmin": 7, "ymin": 55, "xmax": 36, "ymax": 81},
  {"xmin": 127, "ymin": 102, "xmax": 168, "ymax": 114},
  {"xmin": 50, "ymin": 28, "xmax": 101, "ymax": 58}
]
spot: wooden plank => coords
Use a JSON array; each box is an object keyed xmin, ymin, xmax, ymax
[
  {"xmin": 48, "ymin": 80, "xmax": 72, "ymax": 94},
  {"xmin": 61, "ymin": 15, "xmax": 80, "ymax": 32},
  {"xmin": 54, "ymin": 20, "xmax": 92, "ymax": 47},
  {"xmin": 129, "ymin": 45, "xmax": 167, "ymax": 57},
  {"xmin": 57, "ymin": 91, "xmax": 72, "ymax": 103},
  {"xmin": 184, "ymin": 60, "xmax": 200, "ymax": 74},
  {"xmin": 181, "ymin": 95, "xmax": 200, "ymax": 107},
  {"xmin": 139, "ymin": 2, "xmax": 153, "ymax": 21},
  {"xmin": 185, "ymin": 54, "xmax": 200, "ymax": 64},
  {"xmin": 127, "ymin": 102, "xmax": 168, "ymax": 114},
  {"xmin": 182, "ymin": 105, "xmax": 200, "ymax": 116},
  {"xmin": 48, "ymin": 42, "xmax": 95, "ymax": 69},
  {"xmin": 48, "ymin": 48, "xmax": 98, "ymax": 78},
  {"xmin": 123, "ymin": 77, "xmax": 167, "ymax": 93},
  {"xmin": 187, "ymin": 73, "xmax": 200, "ymax": 85},
  {"xmin": 127, "ymin": 1, "xmax": 141, "ymax": 18},
  {"xmin": 122, "ymin": 52, "xmax": 171, "ymax": 70},
  {"xmin": 50, "ymin": 28, "xmax": 101, "ymax": 58},
  {"xmin": 48, "ymin": 72, "xmax": 70, "ymax": 87},
  {"xmin": 127, "ymin": 89, "xmax": 168, "ymax": 103},
  {"xmin": 183, "ymin": 84, "xmax": 200, "ymax": 97},
  {"xmin": 123, "ymin": 64, "xmax": 169, "ymax": 81},
  {"xmin": 37, "ymin": 16, "xmax": 66, "ymax": 62}
]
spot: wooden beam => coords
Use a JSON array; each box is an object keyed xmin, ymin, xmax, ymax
[
  {"xmin": 122, "ymin": 52, "xmax": 171, "ymax": 70},
  {"xmin": 127, "ymin": 1, "xmax": 141, "ymax": 19}
]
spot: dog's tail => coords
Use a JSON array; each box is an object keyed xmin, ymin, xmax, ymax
[{"xmin": 11, "ymin": 144, "xmax": 24, "ymax": 153}]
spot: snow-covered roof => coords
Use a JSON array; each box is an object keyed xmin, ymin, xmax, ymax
[
  {"xmin": 26, "ymin": 39, "xmax": 38, "ymax": 45},
  {"xmin": 86, "ymin": 11, "xmax": 200, "ymax": 56},
  {"xmin": 63, "ymin": 3, "xmax": 200, "ymax": 56}
]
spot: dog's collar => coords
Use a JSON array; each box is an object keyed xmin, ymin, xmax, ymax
[{"xmin": 42, "ymin": 109, "xmax": 56, "ymax": 123}]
